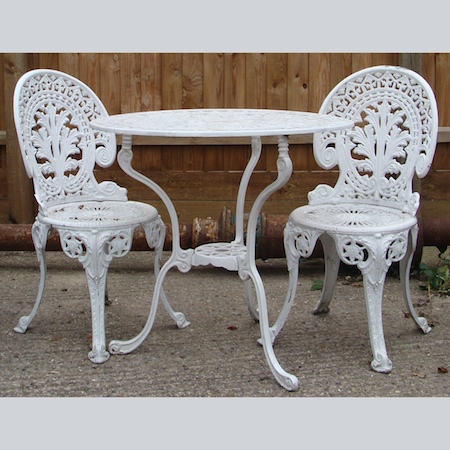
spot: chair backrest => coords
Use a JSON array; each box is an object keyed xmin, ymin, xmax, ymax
[
  {"xmin": 13, "ymin": 69, "xmax": 127, "ymax": 213},
  {"xmin": 309, "ymin": 65, "xmax": 439, "ymax": 215}
]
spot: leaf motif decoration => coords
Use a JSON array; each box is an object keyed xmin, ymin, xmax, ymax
[{"xmin": 31, "ymin": 102, "xmax": 85, "ymax": 184}]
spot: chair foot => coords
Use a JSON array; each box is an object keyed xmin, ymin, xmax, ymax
[
  {"xmin": 14, "ymin": 316, "xmax": 30, "ymax": 333},
  {"xmin": 313, "ymin": 306, "xmax": 330, "ymax": 315},
  {"xmin": 416, "ymin": 317, "xmax": 432, "ymax": 334},
  {"xmin": 88, "ymin": 348, "xmax": 110, "ymax": 364},
  {"xmin": 174, "ymin": 312, "xmax": 191, "ymax": 329},
  {"xmin": 108, "ymin": 340, "xmax": 127, "ymax": 355},
  {"xmin": 370, "ymin": 355, "xmax": 392, "ymax": 373}
]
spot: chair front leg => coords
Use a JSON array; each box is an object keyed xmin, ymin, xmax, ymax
[
  {"xmin": 362, "ymin": 267, "xmax": 392, "ymax": 373},
  {"xmin": 59, "ymin": 228, "xmax": 134, "ymax": 364},
  {"xmin": 336, "ymin": 234, "xmax": 394, "ymax": 373},
  {"xmin": 84, "ymin": 257, "xmax": 110, "ymax": 364},
  {"xmin": 14, "ymin": 220, "xmax": 51, "ymax": 334}
]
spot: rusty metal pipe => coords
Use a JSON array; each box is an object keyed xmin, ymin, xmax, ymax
[{"xmin": 1, "ymin": 207, "xmax": 449, "ymax": 262}]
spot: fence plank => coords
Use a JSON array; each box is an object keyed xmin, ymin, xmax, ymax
[
  {"xmin": 160, "ymin": 55, "xmax": 184, "ymax": 170},
  {"xmin": 141, "ymin": 53, "xmax": 162, "ymax": 111},
  {"xmin": 330, "ymin": 53, "xmax": 352, "ymax": 89},
  {"xmin": 308, "ymin": 53, "xmax": 330, "ymax": 112},
  {"xmin": 204, "ymin": 53, "xmax": 224, "ymax": 107},
  {"xmin": 181, "ymin": 53, "xmax": 204, "ymax": 170},
  {"xmin": 287, "ymin": 53, "xmax": 309, "ymax": 112},
  {"xmin": 373, "ymin": 53, "xmax": 398, "ymax": 66},
  {"xmin": 161, "ymin": 53, "xmax": 183, "ymax": 109},
  {"xmin": 423, "ymin": 53, "xmax": 436, "ymax": 91},
  {"xmin": 120, "ymin": 53, "xmax": 141, "ymax": 113},
  {"xmin": 351, "ymin": 53, "xmax": 374, "ymax": 72},
  {"xmin": 58, "ymin": 53, "xmax": 79, "ymax": 78},
  {"xmin": 38, "ymin": 53, "xmax": 59, "ymax": 69},
  {"xmin": 202, "ymin": 53, "xmax": 225, "ymax": 170},
  {"xmin": 267, "ymin": 53, "xmax": 288, "ymax": 110},
  {"xmin": 436, "ymin": 53, "xmax": 450, "ymax": 126},
  {"xmin": 4, "ymin": 53, "xmax": 35, "ymax": 223},
  {"xmin": 224, "ymin": 53, "xmax": 246, "ymax": 108},
  {"xmin": 0, "ymin": 53, "xmax": 5, "ymax": 130},
  {"xmin": 182, "ymin": 53, "xmax": 203, "ymax": 109},
  {"xmin": 78, "ymin": 53, "xmax": 100, "ymax": 91},
  {"xmin": 222, "ymin": 56, "xmax": 249, "ymax": 171},
  {"xmin": 308, "ymin": 53, "xmax": 331, "ymax": 170},
  {"xmin": 246, "ymin": 53, "xmax": 267, "ymax": 108},
  {"xmin": 140, "ymin": 54, "xmax": 163, "ymax": 171},
  {"xmin": 99, "ymin": 53, "xmax": 121, "ymax": 115}
]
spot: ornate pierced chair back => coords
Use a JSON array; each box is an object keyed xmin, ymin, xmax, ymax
[
  {"xmin": 310, "ymin": 66, "xmax": 438, "ymax": 215},
  {"xmin": 13, "ymin": 69, "xmax": 127, "ymax": 215}
]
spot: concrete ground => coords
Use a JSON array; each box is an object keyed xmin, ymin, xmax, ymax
[{"xmin": 0, "ymin": 247, "xmax": 449, "ymax": 398}]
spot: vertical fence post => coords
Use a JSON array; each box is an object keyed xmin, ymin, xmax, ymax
[
  {"xmin": 399, "ymin": 53, "xmax": 423, "ymax": 75},
  {"xmin": 4, "ymin": 53, "xmax": 36, "ymax": 223},
  {"xmin": 400, "ymin": 53, "xmax": 426, "ymax": 264}
]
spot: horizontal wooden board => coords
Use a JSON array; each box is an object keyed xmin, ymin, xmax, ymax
[{"xmin": 3, "ymin": 52, "xmax": 450, "ymax": 225}]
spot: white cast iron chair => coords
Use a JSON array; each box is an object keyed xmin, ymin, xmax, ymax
[
  {"xmin": 272, "ymin": 66, "xmax": 438, "ymax": 373},
  {"xmin": 13, "ymin": 69, "xmax": 189, "ymax": 364}
]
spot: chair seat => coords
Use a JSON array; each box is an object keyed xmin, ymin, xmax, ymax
[
  {"xmin": 290, "ymin": 203, "xmax": 417, "ymax": 234},
  {"xmin": 39, "ymin": 200, "xmax": 159, "ymax": 229}
]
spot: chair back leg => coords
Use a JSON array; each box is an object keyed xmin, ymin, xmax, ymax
[{"xmin": 14, "ymin": 221, "xmax": 51, "ymax": 334}]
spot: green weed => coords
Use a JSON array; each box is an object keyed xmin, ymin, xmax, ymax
[{"xmin": 419, "ymin": 246, "xmax": 450, "ymax": 295}]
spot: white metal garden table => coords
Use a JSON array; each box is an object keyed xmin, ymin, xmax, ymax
[{"xmin": 91, "ymin": 108, "xmax": 353, "ymax": 391}]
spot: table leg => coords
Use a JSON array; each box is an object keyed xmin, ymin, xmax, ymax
[
  {"xmin": 111, "ymin": 135, "xmax": 298, "ymax": 391},
  {"xmin": 109, "ymin": 244, "xmax": 193, "ymax": 355},
  {"xmin": 238, "ymin": 135, "xmax": 298, "ymax": 391},
  {"xmin": 108, "ymin": 136, "xmax": 192, "ymax": 354}
]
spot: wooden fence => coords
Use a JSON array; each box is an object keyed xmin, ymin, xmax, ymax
[{"xmin": 2, "ymin": 53, "xmax": 450, "ymax": 226}]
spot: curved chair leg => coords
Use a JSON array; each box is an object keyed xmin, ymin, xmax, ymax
[
  {"xmin": 244, "ymin": 278, "xmax": 259, "ymax": 321},
  {"xmin": 313, "ymin": 233, "xmax": 340, "ymax": 315},
  {"xmin": 362, "ymin": 264, "xmax": 392, "ymax": 373},
  {"xmin": 14, "ymin": 221, "xmax": 51, "ymax": 334},
  {"xmin": 84, "ymin": 256, "xmax": 110, "ymax": 364},
  {"xmin": 400, "ymin": 227, "xmax": 432, "ymax": 334},
  {"xmin": 59, "ymin": 228, "xmax": 136, "ymax": 364},
  {"xmin": 144, "ymin": 220, "xmax": 190, "ymax": 329},
  {"xmin": 335, "ymin": 234, "xmax": 393, "ymax": 372}
]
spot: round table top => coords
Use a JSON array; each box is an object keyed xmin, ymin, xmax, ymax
[{"xmin": 91, "ymin": 108, "xmax": 353, "ymax": 138}]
